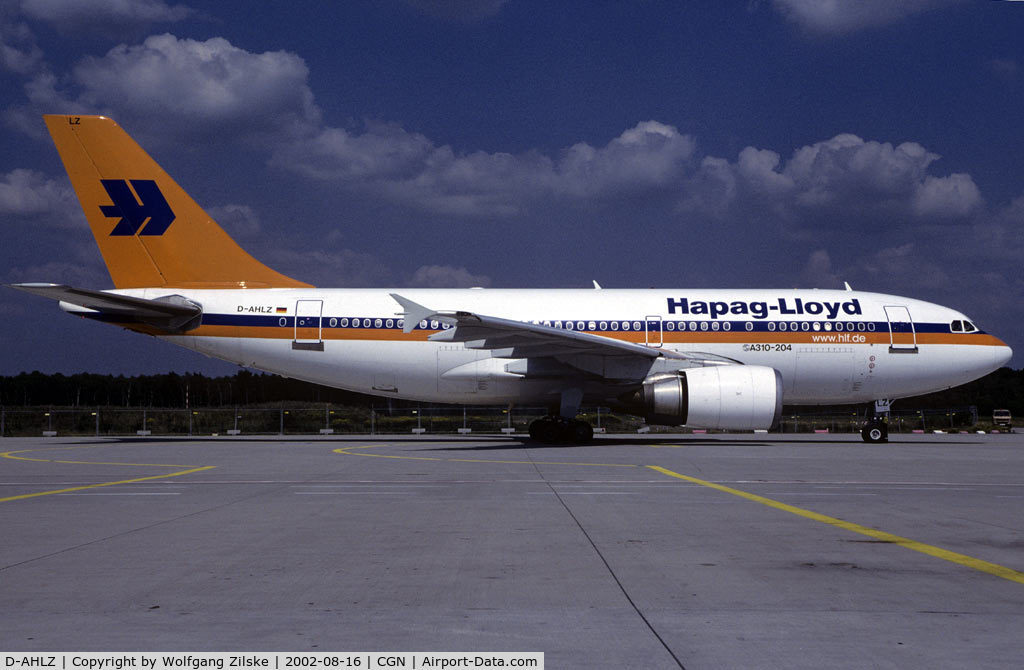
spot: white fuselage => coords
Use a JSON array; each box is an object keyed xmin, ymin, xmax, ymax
[{"xmin": 78, "ymin": 288, "xmax": 1012, "ymax": 409}]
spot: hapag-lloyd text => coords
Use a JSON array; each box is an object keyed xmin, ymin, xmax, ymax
[{"xmin": 667, "ymin": 297, "xmax": 862, "ymax": 320}]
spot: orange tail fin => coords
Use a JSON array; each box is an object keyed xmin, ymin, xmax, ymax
[{"xmin": 44, "ymin": 114, "xmax": 311, "ymax": 289}]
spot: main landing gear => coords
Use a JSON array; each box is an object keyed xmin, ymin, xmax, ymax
[
  {"xmin": 528, "ymin": 387, "xmax": 595, "ymax": 444},
  {"xmin": 528, "ymin": 417, "xmax": 594, "ymax": 444}
]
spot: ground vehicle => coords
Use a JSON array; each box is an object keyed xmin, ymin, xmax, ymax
[{"xmin": 993, "ymin": 409, "xmax": 1013, "ymax": 432}]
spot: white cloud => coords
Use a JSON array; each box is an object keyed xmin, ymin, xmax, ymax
[
  {"xmin": 280, "ymin": 122, "xmax": 437, "ymax": 182},
  {"xmin": 6, "ymin": 30, "xmax": 978, "ymax": 233},
  {"xmin": 964, "ymin": 194, "xmax": 1024, "ymax": 261},
  {"xmin": 409, "ymin": 264, "xmax": 491, "ymax": 288},
  {"xmin": 0, "ymin": 168, "xmax": 78, "ymax": 223},
  {"xmin": 56, "ymin": 34, "xmax": 318, "ymax": 141},
  {"xmin": 20, "ymin": 0, "xmax": 192, "ymax": 32},
  {"xmin": 912, "ymin": 173, "xmax": 982, "ymax": 219},
  {"xmin": 557, "ymin": 121, "xmax": 697, "ymax": 198},
  {"xmin": 858, "ymin": 243, "xmax": 952, "ymax": 290},
  {"xmin": 276, "ymin": 120, "xmax": 696, "ymax": 216},
  {"xmin": 800, "ymin": 249, "xmax": 841, "ymax": 288},
  {"xmin": 0, "ymin": 12, "xmax": 42, "ymax": 74},
  {"xmin": 6, "ymin": 33, "xmax": 320, "ymax": 142},
  {"xmin": 681, "ymin": 133, "xmax": 981, "ymax": 227},
  {"xmin": 274, "ymin": 116, "xmax": 981, "ymax": 229},
  {"xmin": 771, "ymin": 0, "xmax": 963, "ymax": 34},
  {"xmin": 263, "ymin": 247, "xmax": 391, "ymax": 288},
  {"xmin": 795, "ymin": 243, "xmax": 957, "ymax": 303},
  {"xmin": 207, "ymin": 204, "xmax": 261, "ymax": 238}
]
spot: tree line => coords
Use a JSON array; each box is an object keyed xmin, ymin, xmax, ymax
[
  {"xmin": 0, "ymin": 369, "xmax": 371, "ymax": 408},
  {"xmin": 0, "ymin": 367, "xmax": 1021, "ymax": 415}
]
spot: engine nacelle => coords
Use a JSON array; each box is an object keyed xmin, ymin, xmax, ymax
[{"xmin": 632, "ymin": 365, "xmax": 783, "ymax": 430}]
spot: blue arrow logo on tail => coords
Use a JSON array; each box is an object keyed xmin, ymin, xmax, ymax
[{"xmin": 99, "ymin": 179, "xmax": 175, "ymax": 236}]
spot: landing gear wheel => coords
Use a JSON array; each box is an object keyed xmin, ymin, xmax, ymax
[
  {"xmin": 861, "ymin": 421, "xmax": 888, "ymax": 443},
  {"xmin": 570, "ymin": 419, "xmax": 594, "ymax": 444},
  {"xmin": 529, "ymin": 418, "xmax": 558, "ymax": 443},
  {"xmin": 528, "ymin": 418, "xmax": 594, "ymax": 444}
]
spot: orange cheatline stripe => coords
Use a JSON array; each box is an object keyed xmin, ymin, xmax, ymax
[{"xmin": 108, "ymin": 322, "xmax": 1007, "ymax": 347}]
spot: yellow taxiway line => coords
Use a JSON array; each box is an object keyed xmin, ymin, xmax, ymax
[
  {"xmin": 6, "ymin": 440, "xmax": 1021, "ymax": 585},
  {"xmin": 650, "ymin": 465, "xmax": 1024, "ymax": 585},
  {"xmin": 333, "ymin": 442, "xmax": 1024, "ymax": 585},
  {"xmin": 0, "ymin": 445, "xmax": 215, "ymax": 503}
]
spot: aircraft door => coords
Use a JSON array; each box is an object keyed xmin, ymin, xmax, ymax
[
  {"xmin": 293, "ymin": 299, "xmax": 324, "ymax": 351},
  {"xmin": 884, "ymin": 305, "xmax": 918, "ymax": 353},
  {"xmin": 645, "ymin": 315, "xmax": 663, "ymax": 348}
]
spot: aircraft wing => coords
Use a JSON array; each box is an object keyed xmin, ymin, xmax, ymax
[
  {"xmin": 390, "ymin": 293, "xmax": 689, "ymax": 361},
  {"xmin": 8, "ymin": 283, "xmax": 202, "ymax": 333}
]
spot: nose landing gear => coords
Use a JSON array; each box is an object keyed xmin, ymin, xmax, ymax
[
  {"xmin": 861, "ymin": 420, "xmax": 888, "ymax": 443},
  {"xmin": 862, "ymin": 399, "xmax": 891, "ymax": 443}
]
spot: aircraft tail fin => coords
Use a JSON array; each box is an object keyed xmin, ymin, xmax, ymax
[{"xmin": 43, "ymin": 114, "xmax": 311, "ymax": 289}]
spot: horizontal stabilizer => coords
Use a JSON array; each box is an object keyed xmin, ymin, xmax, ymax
[{"xmin": 8, "ymin": 283, "xmax": 202, "ymax": 333}]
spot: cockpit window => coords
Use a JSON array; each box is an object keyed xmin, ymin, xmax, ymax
[
  {"xmin": 964, "ymin": 321, "xmax": 977, "ymax": 333},
  {"xmin": 951, "ymin": 320, "xmax": 963, "ymax": 332}
]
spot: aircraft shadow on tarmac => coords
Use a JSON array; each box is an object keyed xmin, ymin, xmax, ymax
[{"xmin": 50, "ymin": 435, "xmax": 979, "ymax": 448}]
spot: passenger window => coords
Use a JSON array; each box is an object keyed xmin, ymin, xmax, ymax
[{"xmin": 951, "ymin": 320, "xmax": 963, "ymax": 332}]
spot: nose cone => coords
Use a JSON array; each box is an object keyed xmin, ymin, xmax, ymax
[
  {"xmin": 955, "ymin": 336, "xmax": 1013, "ymax": 388},
  {"xmin": 980, "ymin": 335, "xmax": 1013, "ymax": 376},
  {"xmin": 995, "ymin": 340, "xmax": 1013, "ymax": 369}
]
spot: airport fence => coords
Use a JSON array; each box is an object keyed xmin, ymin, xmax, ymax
[
  {"xmin": 0, "ymin": 405, "xmax": 559, "ymax": 437},
  {"xmin": 0, "ymin": 403, "xmax": 996, "ymax": 437}
]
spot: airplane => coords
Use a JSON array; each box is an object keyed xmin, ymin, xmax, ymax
[{"xmin": 6, "ymin": 115, "xmax": 1013, "ymax": 443}]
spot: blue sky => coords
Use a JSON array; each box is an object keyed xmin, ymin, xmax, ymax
[{"xmin": 1, "ymin": 0, "xmax": 1022, "ymax": 376}]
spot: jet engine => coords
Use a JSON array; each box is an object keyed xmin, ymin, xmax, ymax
[{"xmin": 621, "ymin": 365, "xmax": 783, "ymax": 430}]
